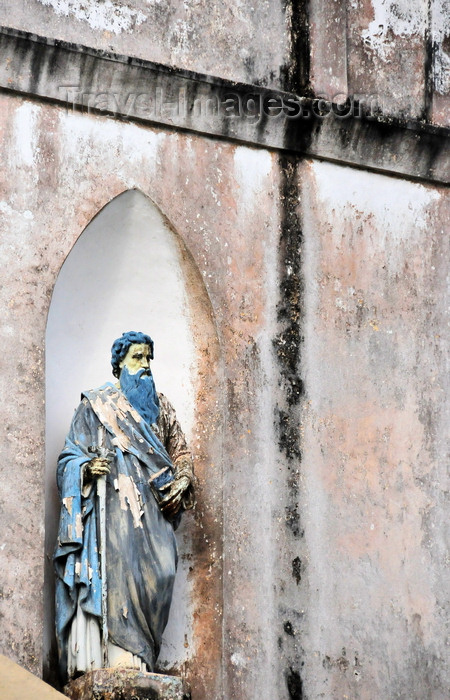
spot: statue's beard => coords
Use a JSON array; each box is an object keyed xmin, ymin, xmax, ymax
[{"xmin": 120, "ymin": 366, "xmax": 160, "ymax": 426}]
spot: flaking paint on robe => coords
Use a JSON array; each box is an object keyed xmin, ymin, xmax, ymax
[{"xmin": 54, "ymin": 383, "xmax": 194, "ymax": 681}]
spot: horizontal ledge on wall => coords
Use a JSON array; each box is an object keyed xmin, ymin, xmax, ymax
[{"xmin": 0, "ymin": 26, "xmax": 449, "ymax": 185}]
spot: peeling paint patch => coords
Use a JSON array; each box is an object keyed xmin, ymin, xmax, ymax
[
  {"xmin": 62, "ymin": 496, "xmax": 73, "ymax": 516},
  {"xmin": 0, "ymin": 201, "xmax": 13, "ymax": 216},
  {"xmin": 89, "ymin": 394, "xmax": 131, "ymax": 452},
  {"xmin": 432, "ymin": 1, "xmax": 450, "ymax": 94},
  {"xmin": 117, "ymin": 473, "xmax": 144, "ymax": 528},
  {"xmin": 13, "ymin": 102, "xmax": 39, "ymax": 168},
  {"xmin": 230, "ymin": 651, "xmax": 247, "ymax": 668},
  {"xmin": 37, "ymin": 0, "xmax": 147, "ymax": 34},
  {"xmin": 362, "ymin": 0, "xmax": 427, "ymax": 60},
  {"xmin": 234, "ymin": 146, "xmax": 273, "ymax": 214},
  {"xmin": 310, "ymin": 161, "xmax": 440, "ymax": 259}
]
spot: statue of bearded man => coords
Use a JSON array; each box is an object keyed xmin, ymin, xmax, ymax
[{"xmin": 54, "ymin": 331, "xmax": 195, "ymax": 682}]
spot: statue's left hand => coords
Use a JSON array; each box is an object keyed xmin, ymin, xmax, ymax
[{"xmin": 160, "ymin": 475, "xmax": 190, "ymax": 518}]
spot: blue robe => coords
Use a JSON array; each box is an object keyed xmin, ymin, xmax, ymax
[{"xmin": 54, "ymin": 383, "xmax": 182, "ymax": 680}]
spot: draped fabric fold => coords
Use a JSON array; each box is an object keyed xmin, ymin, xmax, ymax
[{"xmin": 54, "ymin": 383, "xmax": 189, "ymax": 681}]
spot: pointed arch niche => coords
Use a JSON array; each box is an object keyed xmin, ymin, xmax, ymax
[{"xmin": 44, "ymin": 190, "xmax": 223, "ymax": 698}]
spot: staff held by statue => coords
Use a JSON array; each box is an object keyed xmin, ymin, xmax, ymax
[{"xmin": 88, "ymin": 424, "xmax": 114, "ymax": 668}]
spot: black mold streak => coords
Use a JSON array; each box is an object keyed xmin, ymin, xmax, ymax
[
  {"xmin": 292, "ymin": 556, "xmax": 302, "ymax": 584},
  {"xmin": 276, "ymin": 153, "xmax": 305, "ymax": 697},
  {"xmin": 29, "ymin": 44, "xmax": 44, "ymax": 95},
  {"xmin": 47, "ymin": 44, "xmax": 62, "ymax": 78},
  {"xmin": 256, "ymin": 104, "xmax": 270, "ymax": 143},
  {"xmin": 274, "ymin": 154, "xmax": 304, "ymax": 463},
  {"xmin": 286, "ymin": 666, "xmax": 303, "ymax": 700},
  {"xmin": 284, "ymin": 620, "xmax": 295, "ymax": 636},
  {"xmin": 277, "ymin": 409, "xmax": 302, "ymax": 460},
  {"xmin": 423, "ymin": 0, "xmax": 433, "ymax": 123},
  {"xmin": 281, "ymin": 0, "xmax": 311, "ymax": 95},
  {"xmin": 285, "ymin": 499, "xmax": 301, "ymax": 538},
  {"xmin": 0, "ymin": 27, "xmax": 448, "ymax": 184}
]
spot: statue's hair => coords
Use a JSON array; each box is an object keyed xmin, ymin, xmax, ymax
[{"xmin": 111, "ymin": 331, "xmax": 154, "ymax": 378}]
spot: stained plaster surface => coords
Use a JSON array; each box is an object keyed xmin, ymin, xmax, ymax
[
  {"xmin": 300, "ymin": 160, "xmax": 450, "ymax": 699},
  {"xmin": 0, "ymin": 0, "xmax": 290, "ymax": 89},
  {"xmin": 0, "ymin": 93, "xmax": 284, "ymax": 699},
  {"xmin": 0, "ymin": 90, "xmax": 448, "ymax": 699},
  {"xmin": 2, "ymin": 0, "xmax": 449, "ymax": 128},
  {"xmin": 310, "ymin": 0, "xmax": 450, "ymax": 126},
  {"xmin": 0, "ymin": 27, "xmax": 447, "ymax": 185}
]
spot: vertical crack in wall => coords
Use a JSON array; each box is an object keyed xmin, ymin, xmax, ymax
[
  {"xmin": 274, "ymin": 154, "xmax": 305, "ymax": 699},
  {"xmin": 281, "ymin": 0, "xmax": 311, "ymax": 95}
]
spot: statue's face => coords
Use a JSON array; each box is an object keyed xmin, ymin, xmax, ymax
[{"xmin": 119, "ymin": 343, "xmax": 151, "ymax": 375}]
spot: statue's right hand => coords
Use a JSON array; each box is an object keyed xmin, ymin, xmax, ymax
[{"xmin": 85, "ymin": 457, "xmax": 111, "ymax": 479}]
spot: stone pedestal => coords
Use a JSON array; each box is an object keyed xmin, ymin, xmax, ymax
[{"xmin": 64, "ymin": 669, "xmax": 189, "ymax": 700}]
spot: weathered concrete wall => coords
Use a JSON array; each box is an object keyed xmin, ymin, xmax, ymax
[
  {"xmin": 0, "ymin": 0, "xmax": 291, "ymax": 89},
  {"xmin": 1, "ymin": 28, "xmax": 447, "ymax": 187},
  {"xmin": 0, "ymin": 6, "xmax": 448, "ymax": 696},
  {"xmin": 1, "ymin": 1, "xmax": 448, "ymax": 126},
  {"xmin": 310, "ymin": 0, "xmax": 450, "ymax": 126},
  {"xmin": 0, "ymin": 93, "xmax": 286, "ymax": 698},
  {"xmin": 0, "ymin": 89, "xmax": 448, "ymax": 700},
  {"xmin": 298, "ymin": 161, "xmax": 449, "ymax": 699},
  {"xmin": 347, "ymin": 0, "xmax": 430, "ymax": 119}
]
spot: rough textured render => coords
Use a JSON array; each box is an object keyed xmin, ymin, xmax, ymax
[
  {"xmin": 309, "ymin": 0, "xmax": 349, "ymax": 98},
  {"xmin": 0, "ymin": 94, "xmax": 284, "ymax": 699},
  {"xmin": 2, "ymin": 1, "xmax": 449, "ymax": 124},
  {"xmin": 37, "ymin": 0, "xmax": 147, "ymax": 33},
  {"xmin": 0, "ymin": 2, "xmax": 448, "ymax": 699},
  {"xmin": 310, "ymin": 0, "xmax": 450, "ymax": 126},
  {"xmin": 0, "ymin": 0, "xmax": 290, "ymax": 88},
  {"xmin": 299, "ymin": 161, "xmax": 449, "ymax": 699},
  {"xmin": 431, "ymin": 0, "xmax": 450, "ymax": 123},
  {"xmin": 347, "ymin": 0, "xmax": 429, "ymax": 119}
]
